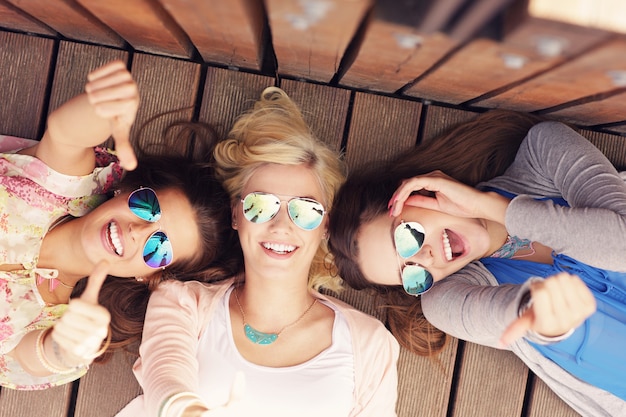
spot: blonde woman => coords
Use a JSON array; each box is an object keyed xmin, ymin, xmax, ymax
[{"xmin": 117, "ymin": 87, "xmax": 399, "ymax": 417}]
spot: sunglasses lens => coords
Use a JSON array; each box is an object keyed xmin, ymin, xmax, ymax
[
  {"xmin": 288, "ymin": 198, "xmax": 325, "ymax": 230},
  {"xmin": 242, "ymin": 193, "xmax": 280, "ymax": 224},
  {"xmin": 402, "ymin": 266, "xmax": 433, "ymax": 296},
  {"xmin": 143, "ymin": 231, "xmax": 173, "ymax": 268},
  {"xmin": 394, "ymin": 222, "xmax": 425, "ymax": 259},
  {"xmin": 129, "ymin": 188, "xmax": 161, "ymax": 222}
]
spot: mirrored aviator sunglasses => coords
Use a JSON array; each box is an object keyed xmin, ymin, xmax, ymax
[
  {"xmin": 241, "ymin": 192, "xmax": 325, "ymax": 231},
  {"xmin": 127, "ymin": 187, "xmax": 174, "ymax": 269},
  {"xmin": 393, "ymin": 221, "xmax": 434, "ymax": 296}
]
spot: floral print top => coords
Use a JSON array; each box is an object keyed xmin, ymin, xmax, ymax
[{"xmin": 0, "ymin": 135, "xmax": 122, "ymax": 390}]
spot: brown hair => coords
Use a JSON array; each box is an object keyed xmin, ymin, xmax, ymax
[
  {"xmin": 73, "ymin": 121, "xmax": 243, "ymax": 360},
  {"xmin": 328, "ymin": 109, "xmax": 543, "ymax": 356}
]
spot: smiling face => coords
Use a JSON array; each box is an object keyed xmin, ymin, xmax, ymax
[
  {"xmin": 234, "ymin": 163, "xmax": 327, "ymax": 281},
  {"xmin": 356, "ymin": 205, "xmax": 493, "ymax": 289},
  {"xmin": 79, "ymin": 188, "xmax": 200, "ymax": 278}
]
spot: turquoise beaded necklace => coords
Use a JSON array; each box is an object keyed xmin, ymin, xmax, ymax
[{"xmin": 234, "ymin": 288, "xmax": 318, "ymax": 345}]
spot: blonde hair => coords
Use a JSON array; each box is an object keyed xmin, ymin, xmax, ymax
[{"xmin": 214, "ymin": 87, "xmax": 346, "ymax": 291}]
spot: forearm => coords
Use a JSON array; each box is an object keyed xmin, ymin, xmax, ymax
[{"xmin": 11, "ymin": 328, "xmax": 81, "ymax": 377}]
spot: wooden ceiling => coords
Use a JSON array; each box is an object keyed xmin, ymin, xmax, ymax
[{"xmin": 2, "ymin": 0, "xmax": 625, "ymax": 134}]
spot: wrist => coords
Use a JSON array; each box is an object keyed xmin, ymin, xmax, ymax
[{"xmin": 481, "ymin": 192, "xmax": 510, "ymax": 223}]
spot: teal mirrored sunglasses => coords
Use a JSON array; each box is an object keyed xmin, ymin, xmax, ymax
[{"xmin": 393, "ymin": 221, "xmax": 433, "ymax": 296}]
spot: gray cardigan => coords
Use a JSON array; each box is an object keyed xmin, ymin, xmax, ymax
[{"xmin": 421, "ymin": 121, "xmax": 626, "ymax": 417}]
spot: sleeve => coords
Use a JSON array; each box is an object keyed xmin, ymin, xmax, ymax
[
  {"xmin": 350, "ymin": 312, "xmax": 400, "ymax": 417},
  {"xmin": 486, "ymin": 121, "xmax": 626, "ymax": 271},
  {"xmin": 132, "ymin": 280, "xmax": 209, "ymax": 417},
  {"xmin": 421, "ymin": 262, "xmax": 530, "ymax": 349}
]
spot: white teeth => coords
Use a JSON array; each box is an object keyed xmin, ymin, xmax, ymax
[
  {"xmin": 108, "ymin": 222, "xmax": 124, "ymax": 256},
  {"xmin": 442, "ymin": 230, "xmax": 453, "ymax": 261},
  {"xmin": 262, "ymin": 242, "xmax": 296, "ymax": 254}
]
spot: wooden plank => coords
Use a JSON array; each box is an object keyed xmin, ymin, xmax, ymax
[
  {"xmin": 280, "ymin": 79, "xmax": 351, "ymax": 153},
  {"xmin": 543, "ymin": 91, "xmax": 626, "ymax": 127},
  {"xmin": 526, "ymin": 376, "xmax": 581, "ymax": 417},
  {"xmin": 265, "ymin": 0, "xmax": 372, "ymax": 82},
  {"xmin": 475, "ymin": 38, "xmax": 626, "ymax": 113},
  {"xmin": 5, "ymin": 0, "xmax": 124, "ymax": 47},
  {"xmin": 0, "ymin": 0, "xmax": 56, "ymax": 36},
  {"xmin": 344, "ymin": 92, "xmax": 422, "ymax": 171},
  {"xmin": 529, "ymin": 0, "xmax": 626, "ymax": 35},
  {"xmin": 0, "ymin": 384, "xmax": 73, "ymax": 417},
  {"xmin": 339, "ymin": 3, "xmax": 459, "ymax": 93},
  {"xmin": 159, "ymin": 0, "xmax": 263, "ymax": 70},
  {"xmin": 404, "ymin": 18, "xmax": 611, "ymax": 105},
  {"xmin": 198, "ymin": 67, "xmax": 274, "ymax": 138},
  {"xmin": 0, "ymin": 31, "xmax": 54, "ymax": 139},
  {"xmin": 48, "ymin": 41, "xmax": 128, "ymax": 114},
  {"xmin": 420, "ymin": 106, "xmax": 479, "ymax": 144},
  {"xmin": 74, "ymin": 351, "xmax": 142, "ymax": 417},
  {"xmin": 396, "ymin": 340, "xmax": 459, "ymax": 417},
  {"xmin": 451, "ymin": 343, "xmax": 528, "ymax": 417},
  {"xmin": 77, "ymin": 0, "xmax": 194, "ymax": 59},
  {"xmin": 582, "ymin": 128, "xmax": 626, "ymax": 171},
  {"xmin": 129, "ymin": 53, "xmax": 201, "ymax": 154}
]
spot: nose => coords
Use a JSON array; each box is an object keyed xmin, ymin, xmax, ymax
[
  {"xmin": 268, "ymin": 203, "xmax": 293, "ymax": 231},
  {"xmin": 130, "ymin": 220, "xmax": 160, "ymax": 241},
  {"xmin": 408, "ymin": 244, "xmax": 434, "ymax": 268}
]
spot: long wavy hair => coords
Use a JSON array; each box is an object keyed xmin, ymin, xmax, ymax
[
  {"xmin": 328, "ymin": 109, "xmax": 543, "ymax": 356},
  {"xmin": 73, "ymin": 121, "xmax": 243, "ymax": 360},
  {"xmin": 213, "ymin": 87, "xmax": 347, "ymax": 292}
]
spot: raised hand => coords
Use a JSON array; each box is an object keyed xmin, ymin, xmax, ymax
[
  {"xmin": 85, "ymin": 60, "xmax": 139, "ymax": 170},
  {"xmin": 499, "ymin": 272, "xmax": 596, "ymax": 347},
  {"xmin": 51, "ymin": 261, "xmax": 111, "ymax": 367},
  {"xmin": 388, "ymin": 170, "xmax": 510, "ymax": 223}
]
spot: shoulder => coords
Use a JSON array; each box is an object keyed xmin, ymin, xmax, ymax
[{"xmin": 151, "ymin": 279, "xmax": 234, "ymax": 310}]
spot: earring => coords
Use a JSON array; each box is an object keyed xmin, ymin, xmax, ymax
[{"xmin": 135, "ymin": 276, "xmax": 144, "ymax": 282}]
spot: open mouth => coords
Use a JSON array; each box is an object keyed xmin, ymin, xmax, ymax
[
  {"xmin": 443, "ymin": 229, "xmax": 464, "ymax": 261},
  {"xmin": 262, "ymin": 242, "xmax": 296, "ymax": 255},
  {"xmin": 107, "ymin": 221, "xmax": 124, "ymax": 256}
]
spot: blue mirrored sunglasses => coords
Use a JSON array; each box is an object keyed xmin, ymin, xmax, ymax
[
  {"xmin": 240, "ymin": 192, "xmax": 326, "ymax": 231},
  {"xmin": 127, "ymin": 187, "xmax": 173, "ymax": 269},
  {"xmin": 393, "ymin": 221, "xmax": 433, "ymax": 296}
]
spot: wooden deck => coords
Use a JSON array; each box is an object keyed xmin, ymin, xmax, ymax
[{"xmin": 2, "ymin": 2, "xmax": 626, "ymax": 416}]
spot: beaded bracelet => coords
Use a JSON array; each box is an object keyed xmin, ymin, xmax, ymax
[{"xmin": 35, "ymin": 328, "xmax": 75, "ymax": 375}]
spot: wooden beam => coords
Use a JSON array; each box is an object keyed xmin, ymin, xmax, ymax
[
  {"xmin": 6, "ymin": 0, "xmax": 124, "ymax": 47},
  {"xmin": 159, "ymin": 0, "xmax": 264, "ymax": 70},
  {"xmin": 77, "ymin": 0, "xmax": 195, "ymax": 58},
  {"xmin": 0, "ymin": 0, "xmax": 56, "ymax": 36},
  {"xmin": 265, "ymin": 0, "xmax": 372, "ymax": 82}
]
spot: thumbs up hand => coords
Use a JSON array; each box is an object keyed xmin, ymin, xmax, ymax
[{"xmin": 51, "ymin": 262, "xmax": 112, "ymax": 367}]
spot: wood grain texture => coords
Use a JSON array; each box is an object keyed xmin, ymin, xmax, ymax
[
  {"xmin": 6, "ymin": 0, "xmax": 124, "ymax": 46},
  {"xmin": 74, "ymin": 351, "xmax": 142, "ymax": 417},
  {"xmin": 280, "ymin": 79, "xmax": 351, "ymax": 152},
  {"xmin": 526, "ymin": 377, "xmax": 582, "ymax": 417},
  {"xmin": 0, "ymin": 0, "xmax": 56, "ymax": 36},
  {"xmin": 48, "ymin": 42, "xmax": 128, "ymax": 114},
  {"xmin": 77, "ymin": 0, "xmax": 194, "ymax": 58},
  {"xmin": 129, "ymin": 53, "xmax": 201, "ymax": 155},
  {"xmin": 0, "ymin": 31, "xmax": 54, "ymax": 139},
  {"xmin": 160, "ymin": 0, "xmax": 263, "ymax": 69},
  {"xmin": 0, "ymin": 384, "xmax": 73, "ymax": 417},
  {"xmin": 344, "ymin": 92, "xmax": 422, "ymax": 171},
  {"xmin": 198, "ymin": 66, "xmax": 274, "ymax": 138},
  {"xmin": 265, "ymin": 0, "xmax": 372, "ymax": 82},
  {"xmin": 474, "ymin": 38, "xmax": 626, "ymax": 113},
  {"xmin": 396, "ymin": 339, "xmax": 459, "ymax": 417},
  {"xmin": 451, "ymin": 343, "xmax": 528, "ymax": 417}
]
